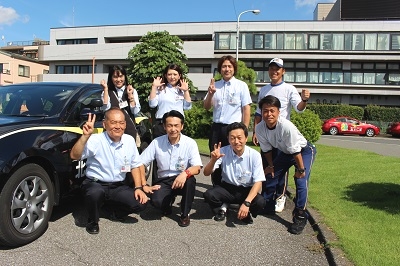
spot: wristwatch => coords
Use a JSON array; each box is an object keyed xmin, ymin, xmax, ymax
[
  {"xmin": 243, "ymin": 201, "xmax": 251, "ymax": 207},
  {"xmin": 296, "ymin": 168, "xmax": 306, "ymax": 174}
]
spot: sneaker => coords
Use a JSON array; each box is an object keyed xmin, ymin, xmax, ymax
[
  {"xmin": 275, "ymin": 196, "xmax": 286, "ymax": 213},
  {"xmin": 289, "ymin": 213, "xmax": 307, "ymax": 234}
]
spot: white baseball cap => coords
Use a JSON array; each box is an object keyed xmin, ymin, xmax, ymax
[{"xmin": 269, "ymin": 58, "xmax": 284, "ymax": 68}]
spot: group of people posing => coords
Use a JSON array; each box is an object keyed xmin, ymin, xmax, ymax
[{"xmin": 70, "ymin": 56, "xmax": 316, "ymax": 236}]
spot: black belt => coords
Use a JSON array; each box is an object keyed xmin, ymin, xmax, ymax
[{"xmin": 88, "ymin": 178, "xmax": 124, "ymax": 186}]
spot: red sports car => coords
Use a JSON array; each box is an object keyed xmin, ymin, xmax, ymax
[
  {"xmin": 322, "ymin": 116, "xmax": 380, "ymax": 137},
  {"xmin": 386, "ymin": 122, "xmax": 400, "ymax": 137}
]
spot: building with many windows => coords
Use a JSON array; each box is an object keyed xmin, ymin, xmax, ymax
[{"xmin": 39, "ymin": 18, "xmax": 400, "ymax": 106}]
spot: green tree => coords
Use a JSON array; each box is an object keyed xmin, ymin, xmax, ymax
[
  {"xmin": 126, "ymin": 31, "xmax": 197, "ymax": 113},
  {"xmin": 213, "ymin": 60, "xmax": 258, "ymax": 95}
]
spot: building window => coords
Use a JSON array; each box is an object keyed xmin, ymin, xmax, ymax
[
  {"xmin": 284, "ymin": 33, "xmax": 295, "ymax": 49},
  {"xmin": 391, "ymin": 34, "xmax": 400, "ymax": 50},
  {"xmin": 308, "ymin": 34, "xmax": 319, "ymax": 49},
  {"xmin": 320, "ymin": 34, "xmax": 332, "ymax": 50},
  {"xmin": 216, "ymin": 33, "xmax": 231, "ymax": 49},
  {"xmin": 295, "ymin": 71, "xmax": 307, "ymax": 82},
  {"xmin": 378, "ymin": 34, "xmax": 390, "ymax": 50},
  {"xmin": 364, "ymin": 73, "xmax": 375, "ymax": 84},
  {"xmin": 365, "ymin": 33, "xmax": 377, "ymax": 50},
  {"xmin": 284, "ymin": 71, "xmax": 295, "ymax": 82},
  {"xmin": 18, "ymin": 65, "xmax": 30, "ymax": 77},
  {"xmin": 188, "ymin": 65, "xmax": 211, "ymax": 73},
  {"xmin": 57, "ymin": 38, "xmax": 98, "ymax": 45},
  {"xmin": 254, "ymin": 34, "xmax": 264, "ymax": 49},
  {"xmin": 332, "ymin": 34, "xmax": 344, "ymax": 50},
  {"xmin": 265, "ymin": 34, "xmax": 276, "ymax": 49}
]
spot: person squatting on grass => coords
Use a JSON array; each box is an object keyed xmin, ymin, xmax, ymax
[
  {"xmin": 203, "ymin": 122, "xmax": 266, "ymax": 224},
  {"xmin": 255, "ymin": 95, "xmax": 316, "ymax": 234}
]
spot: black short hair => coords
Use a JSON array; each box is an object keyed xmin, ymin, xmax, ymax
[
  {"xmin": 162, "ymin": 110, "xmax": 185, "ymax": 125},
  {"xmin": 258, "ymin": 95, "xmax": 281, "ymax": 110},
  {"xmin": 226, "ymin": 122, "xmax": 248, "ymax": 138}
]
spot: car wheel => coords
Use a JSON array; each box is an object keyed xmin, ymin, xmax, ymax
[
  {"xmin": 0, "ymin": 164, "xmax": 54, "ymax": 247},
  {"xmin": 140, "ymin": 141, "xmax": 153, "ymax": 181},
  {"xmin": 329, "ymin": 126, "xmax": 338, "ymax": 135},
  {"xmin": 365, "ymin": 128, "xmax": 375, "ymax": 137}
]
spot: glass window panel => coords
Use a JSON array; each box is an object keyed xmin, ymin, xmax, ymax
[
  {"xmin": 265, "ymin": 34, "xmax": 276, "ymax": 49},
  {"xmin": 363, "ymin": 63, "xmax": 374, "ymax": 70},
  {"xmin": 254, "ymin": 34, "xmax": 264, "ymax": 49},
  {"xmin": 365, "ymin": 34, "xmax": 377, "ymax": 50},
  {"xmin": 308, "ymin": 35, "xmax": 319, "ymax": 49},
  {"xmin": 284, "ymin": 71, "xmax": 294, "ymax": 82},
  {"xmin": 344, "ymin": 33, "xmax": 352, "ymax": 50},
  {"xmin": 375, "ymin": 73, "xmax": 386, "ymax": 84},
  {"xmin": 284, "ymin": 62, "xmax": 295, "ymax": 68},
  {"xmin": 56, "ymin": 66, "xmax": 64, "ymax": 74},
  {"xmin": 320, "ymin": 34, "xmax": 332, "ymax": 50},
  {"xmin": 344, "ymin": 72, "xmax": 351, "ymax": 84},
  {"xmin": 351, "ymin": 73, "xmax": 363, "ymax": 84},
  {"xmin": 331, "ymin": 63, "xmax": 342, "ymax": 69},
  {"xmin": 295, "ymin": 62, "xmax": 306, "ymax": 68},
  {"xmin": 351, "ymin": 63, "xmax": 362, "ymax": 69},
  {"xmin": 388, "ymin": 63, "xmax": 399, "ymax": 70},
  {"xmin": 295, "ymin": 33, "xmax": 306, "ymax": 50},
  {"xmin": 217, "ymin": 33, "xmax": 230, "ymax": 49},
  {"xmin": 376, "ymin": 63, "xmax": 387, "ymax": 69},
  {"xmin": 331, "ymin": 72, "xmax": 343, "ymax": 83},
  {"xmin": 276, "ymin": 34, "xmax": 284, "ymax": 49},
  {"xmin": 319, "ymin": 72, "xmax": 332, "ymax": 83},
  {"xmin": 307, "ymin": 62, "xmax": 318, "ymax": 68},
  {"xmin": 244, "ymin": 62, "xmax": 252, "ymax": 67},
  {"xmin": 255, "ymin": 71, "xmax": 264, "ymax": 82},
  {"xmin": 391, "ymin": 34, "xmax": 400, "ymax": 50},
  {"xmin": 388, "ymin": 73, "xmax": 400, "ymax": 84},
  {"xmin": 352, "ymin": 34, "xmax": 364, "ymax": 50},
  {"xmin": 284, "ymin": 33, "xmax": 295, "ymax": 49},
  {"xmin": 253, "ymin": 62, "xmax": 263, "ymax": 68},
  {"xmin": 320, "ymin": 62, "xmax": 330, "ymax": 69},
  {"xmin": 332, "ymin": 34, "xmax": 344, "ymax": 50},
  {"xmin": 307, "ymin": 72, "xmax": 319, "ymax": 83},
  {"xmin": 295, "ymin": 71, "xmax": 307, "ymax": 82},
  {"xmin": 377, "ymin": 34, "xmax": 389, "ymax": 50},
  {"xmin": 241, "ymin": 33, "xmax": 254, "ymax": 50},
  {"xmin": 364, "ymin": 73, "xmax": 375, "ymax": 84}
]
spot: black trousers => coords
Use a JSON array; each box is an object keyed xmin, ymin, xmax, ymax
[
  {"xmin": 203, "ymin": 182, "xmax": 266, "ymax": 216},
  {"xmin": 151, "ymin": 175, "xmax": 196, "ymax": 217},
  {"xmin": 208, "ymin": 123, "xmax": 230, "ymax": 186},
  {"xmin": 81, "ymin": 178, "xmax": 147, "ymax": 222}
]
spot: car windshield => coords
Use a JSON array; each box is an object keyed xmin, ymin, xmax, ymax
[{"xmin": 0, "ymin": 84, "xmax": 75, "ymax": 117}]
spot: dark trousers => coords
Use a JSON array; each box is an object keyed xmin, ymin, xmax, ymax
[
  {"xmin": 151, "ymin": 175, "xmax": 196, "ymax": 217},
  {"xmin": 262, "ymin": 142, "xmax": 317, "ymax": 214},
  {"xmin": 81, "ymin": 178, "xmax": 147, "ymax": 223},
  {"xmin": 261, "ymin": 148, "xmax": 288, "ymax": 201},
  {"xmin": 208, "ymin": 123, "xmax": 230, "ymax": 186},
  {"xmin": 203, "ymin": 182, "xmax": 266, "ymax": 217}
]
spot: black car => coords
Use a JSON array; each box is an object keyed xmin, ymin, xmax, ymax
[{"xmin": 0, "ymin": 82, "xmax": 152, "ymax": 247}]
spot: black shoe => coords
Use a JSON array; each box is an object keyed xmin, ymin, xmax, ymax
[
  {"xmin": 86, "ymin": 221, "xmax": 99, "ymax": 234},
  {"xmin": 241, "ymin": 213, "xmax": 253, "ymax": 224},
  {"xmin": 109, "ymin": 212, "xmax": 128, "ymax": 222},
  {"xmin": 178, "ymin": 215, "xmax": 190, "ymax": 227},
  {"xmin": 214, "ymin": 210, "xmax": 226, "ymax": 222},
  {"xmin": 289, "ymin": 214, "xmax": 307, "ymax": 234}
]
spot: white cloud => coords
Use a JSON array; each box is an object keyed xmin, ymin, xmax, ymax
[
  {"xmin": 0, "ymin": 6, "xmax": 20, "ymax": 25},
  {"xmin": 295, "ymin": 0, "xmax": 336, "ymax": 8}
]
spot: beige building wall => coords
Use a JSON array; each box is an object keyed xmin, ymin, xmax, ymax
[
  {"xmin": 314, "ymin": 3, "xmax": 335, "ymax": 20},
  {"xmin": 0, "ymin": 52, "xmax": 49, "ymax": 85}
]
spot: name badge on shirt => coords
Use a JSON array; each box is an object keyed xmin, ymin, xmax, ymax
[
  {"xmin": 175, "ymin": 95, "xmax": 184, "ymax": 101},
  {"xmin": 119, "ymin": 100, "xmax": 129, "ymax": 109},
  {"xmin": 121, "ymin": 157, "xmax": 131, "ymax": 173},
  {"xmin": 228, "ymin": 93, "xmax": 238, "ymax": 105},
  {"xmin": 237, "ymin": 170, "xmax": 252, "ymax": 185},
  {"xmin": 175, "ymin": 157, "xmax": 185, "ymax": 171}
]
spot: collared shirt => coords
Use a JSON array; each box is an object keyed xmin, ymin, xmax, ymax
[
  {"xmin": 139, "ymin": 134, "xmax": 202, "ymax": 178},
  {"xmin": 81, "ymin": 132, "xmax": 141, "ymax": 182},
  {"xmin": 256, "ymin": 116, "xmax": 307, "ymax": 155},
  {"xmin": 204, "ymin": 76, "xmax": 252, "ymax": 124},
  {"xmin": 213, "ymin": 145, "xmax": 266, "ymax": 187},
  {"xmin": 148, "ymin": 84, "xmax": 192, "ymax": 119},
  {"xmin": 102, "ymin": 85, "xmax": 141, "ymax": 115},
  {"xmin": 255, "ymin": 81, "xmax": 303, "ymax": 120}
]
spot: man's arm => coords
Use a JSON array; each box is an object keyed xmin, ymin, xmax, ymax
[
  {"xmin": 70, "ymin": 135, "xmax": 90, "ymax": 160},
  {"xmin": 252, "ymin": 114, "xmax": 262, "ymax": 145},
  {"xmin": 241, "ymin": 104, "xmax": 251, "ymax": 128},
  {"xmin": 203, "ymin": 157, "xmax": 217, "ymax": 176}
]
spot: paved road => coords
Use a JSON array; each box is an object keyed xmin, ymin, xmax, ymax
[
  {"xmin": 0, "ymin": 156, "xmax": 330, "ymax": 266},
  {"xmin": 317, "ymin": 134, "xmax": 400, "ymax": 158}
]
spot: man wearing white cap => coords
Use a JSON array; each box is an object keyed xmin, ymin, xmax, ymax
[{"xmin": 252, "ymin": 58, "xmax": 310, "ymax": 215}]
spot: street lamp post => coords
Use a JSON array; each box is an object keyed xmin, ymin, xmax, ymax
[{"xmin": 236, "ymin": 9, "xmax": 261, "ymax": 61}]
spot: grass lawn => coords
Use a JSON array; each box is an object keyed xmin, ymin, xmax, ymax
[{"xmin": 194, "ymin": 138, "xmax": 400, "ymax": 266}]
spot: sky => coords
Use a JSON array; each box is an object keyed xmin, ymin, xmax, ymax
[{"xmin": 0, "ymin": 0, "xmax": 336, "ymax": 44}]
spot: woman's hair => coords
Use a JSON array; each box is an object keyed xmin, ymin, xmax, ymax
[
  {"xmin": 107, "ymin": 65, "xmax": 128, "ymax": 90},
  {"xmin": 217, "ymin": 55, "xmax": 237, "ymax": 75},
  {"xmin": 161, "ymin": 64, "xmax": 183, "ymax": 87}
]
